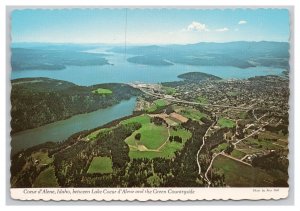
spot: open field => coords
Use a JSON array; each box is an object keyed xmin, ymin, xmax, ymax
[
  {"xmin": 127, "ymin": 124, "xmax": 169, "ymax": 149},
  {"xmin": 212, "ymin": 143, "xmax": 229, "ymax": 153},
  {"xmin": 33, "ymin": 166, "xmax": 59, "ymax": 187},
  {"xmin": 212, "ymin": 155, "xmax": 281, "ymax": 187},
  {"xmin": 124, "ymin": 114, "xmax": 191, "ymax": 159},
  {"xmin": 86, "ymin": 128, "xmax": 111, "ymax": 141},
  {"xmin": 147, "ymin": 99, "xmax": 167, "ymax": 112},
  {"xmin": 179, "ymin": 107, "xmax": 207, "ymax": 121},
  {"xmin": 31, "ymin": 151, "xmax": 53, "ymax": 166},
  {"xmin": 121, "ymin": 114, "xmax": 151, "ymax": 125},
  {"xmin": 87, "ymin": 156, "xmax": 113, "ymax": 174},
  {"xmin": 92, "ymin": 88, "xmax": 112, "ymax": 95},
  {"xmin": 230, "ymin": 149, "xmax": 247, "ymax": 159},
  {"xmin": 218, "ymin": 117, "xmax": 236, "ymax": 128},
  {"xmin": 243, "ymin": 137, "xmax": 284, "ymax": 151}
]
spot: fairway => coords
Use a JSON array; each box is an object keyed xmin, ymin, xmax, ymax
[
  {"xmin": 87, "ymin": 156, "xmax": 113, "ymax": 174},
  {"xmin": 92, "ymin": 88, "xmax": 112, "ymax": 95},
  {"xmin": 33, "ymin": 166, "xmax": 59, "ymax": 187},
  {"xmin": 212, "ymin": 155, "xmax": 280, "ymax": 187}
]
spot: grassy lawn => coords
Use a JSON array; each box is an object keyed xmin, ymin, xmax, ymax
[
  {"xmin": 87, "ymin": 156, "xmax": 113, "ymax": 174},
  {"xmin": 121, "ymin": 114, "xmax": 151, "ymax": 125},
  {"xmin": 124, "ymin": 115, "xmax": 192, "ymax": 159},
  {"xmin": 147, "ymin": 99, "xmax": 167, "ymax": 112},
  {"xmin": 212, "ymin": 143, "xmax": 229, "ymax": 153},
  {"xmin": 231, "ymin": 149, "xmax": 246, "ymax": 159},
  {"xmin": 33, "ymin": 166, "xmax": 59, "ymax": 187},
  {"xmin": 218, "ymin": 117, "xmax": 236, "ymax": 128},
  {"xmin": 86, "ymin": 128, "xmax": 111, "ymax": 141},
  {"xmin": 92, "ymin": 88, "xmax": 112, "ymax": 95},
  {"xmin": 128, "ymin": 124, "xmax": 169, "ymax": 149},
  {"xmin": 212, "ymin": 155, "xmax": 279, "ymax": 187},
  {"xmin": 180, "ymin": 108, "xmax": 206, "ymax": 121},
  {"xmin": 163, "ymin": 86, "xmax": 176, "ymax": 95}
]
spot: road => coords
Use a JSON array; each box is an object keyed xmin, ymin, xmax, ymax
[{"xmin": 131, "ymin": 85, "xmax": 253, "ymax": 111}]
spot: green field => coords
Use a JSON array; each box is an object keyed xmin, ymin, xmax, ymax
[
  {"xmin": 147, "ymin": 99, "xmax": 167, "ymax": 112},
  {"xmin": 87, "ymin": 156, "xmax": 113, "ymax": 174},
  {"xmin": 33, "ymin": 166, "xmax": 59, "ymax": 187},
  {"xmin": 124, "ymin": 115, "xmax": 192, "ymax": 159},
  {"xmin": 243, "ymin": 137, "xmax": 283, "ymax": 151},
  {"xmin": 231, "ymin": 149, "xmax": 247, "ymax": 159},
  {"xmin": 126, "ymin": 123, "xmax": 169, "ymax": 149},
  {"xmin": 212, "ymin": 143, "xmax": 229, "ymax": 153},
  {"xmin": 180, "ymin": 108, "xmax": 206, "ymax": 121},
  {"xmin": 92, "ymin": 88, "xmax": 113, "ymax": 95},
  {"xmin": 86, "ymin": 128, "xmax": 111, "ymax": 141},
  {"xmin": 212, "ymin": 155, "xmax": 278, "ymax": 187},
  {"xmin": 121, "ymin": 114, "xmax": 151, "ymax": 125},
  {"xmin": 218, "ymin": 117, "xmax": 236, "ymax": 128}
]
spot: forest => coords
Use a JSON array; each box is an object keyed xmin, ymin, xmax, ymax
[{"xmin": 11, "ymin": 77, "xmax": 141, "ymax": 133}]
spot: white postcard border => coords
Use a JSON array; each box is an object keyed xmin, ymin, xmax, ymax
[{"xmin": 11, "ymin": 188, "xmax": 289, "ymax": 201}]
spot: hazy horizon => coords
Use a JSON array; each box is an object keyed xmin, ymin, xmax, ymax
[{"xmin": 11, "ymin": 9, "xmax": 290, "ymax": 44}]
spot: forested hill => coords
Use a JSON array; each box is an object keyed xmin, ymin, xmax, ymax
[
  {"xmin": 11, "ymin": 78, "xmax": 140, "ymax": 133},
  {"xmin": 109, "ymin": 41, "xmax": 289, "ymax": 69},
  {"xmin": 178, "ymin": 72, "xmax": 222, "ymax": 81}
]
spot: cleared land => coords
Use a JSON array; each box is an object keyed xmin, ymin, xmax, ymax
[
  {"xmin": 230, "ymin": 149, "xmax": 246, "ymax": 159},
  {"xmin": 218, "ymin": 117, "xmax": 236, "ymax": 128},
  {"xmin": 86, "ymin": 128, "xmax": 111, "ymax": 141},
  {"xmin": 212, "ymin": 143, "xmax": 229, "ymax": 153},
  {"xmin": 179, "ymin": 108, "xmax": 207, "ymax": 121},
  {"xmin": 123, "ymin": 114, "xmax": 192, "ymax": 159},
  {"xmin": 147, "ymin": 99, "xmax": 167, "ymax": 112},
  {"xmin": 87, "ymin": 156, "xmax": 113, "ymax": 174},
  {"xmin": 212, "ymin": 155, "xmax": 282, "ymax": 187},
  {"xmin": 92, "ymin": 88, "xmax": 112, "ymax": 95},
  {"xmin": 33, "ymin": 166, "xmax": 59, "ymax": 187}
]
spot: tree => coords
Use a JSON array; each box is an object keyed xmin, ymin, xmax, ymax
[{"xmin": 135, "ymin": 133, "xmax": 141, "ymax": 140}]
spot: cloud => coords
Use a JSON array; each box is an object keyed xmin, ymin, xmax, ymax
[
  {"xmin": 186, "ymin": 21, "xmax": 209, "ymax": 32},
  {"xmin": 215, "ymin": 27, "xmax": 229, "ymax": 32},
  {"xmin": 238, "ymin": 20, "xmax": 247, "ymax": 25}
]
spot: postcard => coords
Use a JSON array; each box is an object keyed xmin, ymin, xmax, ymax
[{"xmin": 9, "ymin": 7, "xmax": 291, "ymax": 201}]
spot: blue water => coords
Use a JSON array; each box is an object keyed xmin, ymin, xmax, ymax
[
  {"xmin": 11, "ymin": 49, "xmax": 285, "ymax": 153},
  {"xmin": 11, "ymin": 97, "xmax": 136, "ymax": 154},
  {"xmin": 11, "ymin": 50, "xmax": 284, "ymax": 86}
]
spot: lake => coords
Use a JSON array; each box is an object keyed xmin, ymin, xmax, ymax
[
  {"xmin": 10, "ymin": 49, "xmax": 285, "ymax": 153},
  {"xmin": 11, "ymin": 97, "xmax": 136, "ymax": 154},
  {"xmin": 11, "ymin": 49, "xmax": 285, "ymax": 86}
]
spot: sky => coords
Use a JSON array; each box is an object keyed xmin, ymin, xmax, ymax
[{"xmin": 11, "ymin": 8, "xmax": 290, "ymax": 44}]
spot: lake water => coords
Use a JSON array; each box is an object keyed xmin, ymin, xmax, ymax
[
  {"xmin": 11, "ymin": 49, "xmax": 285, "ymax": 153},
  {"xmin": 11, "ymin": 50, "xmax": 284, "ymax": 86},
  {"xmin": 11, "ymin": 97, "xmax": 136, "ymax": 154}
]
